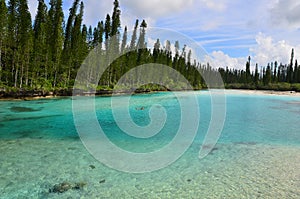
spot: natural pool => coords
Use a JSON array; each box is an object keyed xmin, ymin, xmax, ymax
[{"xmin": 0, "ymin": 90, "xmax": 300, "ymax": 198}]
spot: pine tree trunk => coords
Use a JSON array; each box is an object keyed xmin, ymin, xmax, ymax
[
  {"xmin": 0, "ymin": 41, "xmax": 2, "ymax": 81},
  {"xmin": 20, "ymin": 63, "xmax": 23, "ymax": 88},
  {"xmin": 11, "ymin": 50, "xmax": 16, "ymax": 86},
  {"xmin": 67, "ymin": 66, "xmax": 71, "ymax": 87},
  {"xmin": 45, "ymin": 54, "xmax": 48, "ymax": 80},
  {"xmin": 14, "ymin": 66, "xmax": 18, "ymax": 88},
  {"xmin": 4, "ymin": 45, "xmax": 7, "ymax": 84},
  {"xmin": 25, "ymin": 53, "xmax": 29, "ymax": 86},
  {"xmin": 54, "ymin": 68, "xmax": 57, "ymax": 88}
]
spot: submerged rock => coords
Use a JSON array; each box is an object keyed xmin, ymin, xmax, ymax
[
  {"xmin": 49, "ymin": 182, "xmax": 73, "ymax": 193},
  {"xmin": 135, "ymin": 106, "xmax": 145, "ymax": 110},
  {"xmin": 49, "ymin": 181, "xmax": 87, "ymax": 193},
  {"xmin": 201, "ymin": 145, "xmax": 219, "ymax": 154},
  {"xmin": 73, "ymin": 182, "xmax": 87, "ymax": 190},
  {"xmin": 10, "ymin": 106, "xmax": 42, "ymax": 113}
]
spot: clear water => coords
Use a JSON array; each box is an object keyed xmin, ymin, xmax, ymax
[{"xmin": 0, "ymin": 90, "xmax": 300, "ymax": 198}]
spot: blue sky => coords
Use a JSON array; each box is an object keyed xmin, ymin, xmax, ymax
[{"xmin": 27, "ymin": 0, "xmax": 300, "ymax": 70}]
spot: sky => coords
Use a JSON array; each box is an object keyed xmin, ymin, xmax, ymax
[{"xmin": 27, "ymin": 0, "xmax": 300, "ymax": 70}]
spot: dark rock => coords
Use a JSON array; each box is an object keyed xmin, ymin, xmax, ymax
[
  {"xmin": 49, "ymin": 182, "xmax": 73, "ymax": 193},
  {"xmin": 10, "ymin": 106, "xmax": 42, "ymax": 113},
  {"xmin": 202, "ymin": 145, "xmax": 219, "ymax": 154},
  {"xmin": 49, "ymin": 181, "xmax": 87, "ymax": 193},
  {"xmin": 234, "ymin": 142, "xmax": 257, "ymax": 146},
  {"xmin": 73, "ymin": 182, "xmax": 87, "ymax": 190}
]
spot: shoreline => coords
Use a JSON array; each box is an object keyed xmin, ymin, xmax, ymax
[
  {"xmin": 224, "ymin": 89, "xmax": 300, "ymax": 97},
  {"xmin": 1, "ymin": 88, "xmax": 300, "ymax": 101},
  {"xmin": 0, "ymin": 88, "xmax": 167, "ymax": 101}
]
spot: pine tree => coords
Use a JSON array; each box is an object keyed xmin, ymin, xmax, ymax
[
  {"xmin": 137, "ymin": 19, "xmax": 148, "ymax": 70},
  {"xmin": 129, "ymin": 19, "xmax": 139, "ymax": 50},
  {"xmin": 17, "ymin": 0, "xmax": 32, "ymax": 87},
  {"xmin": 264, "ymin": 64, "xmax": 271, "ymax": 85},
  {"xmin": 110, "ymin": 0, "xmax": 121, "ymax": 83},
  {"xmin": 69, "ymin": 1, "xmax": 84, "ymax": 83},
  {"xmin": 86, "ymin": 25, "xmax": 93, "ymax": 46},
  {"xmin": 153, "ymin": 38, "xmax": 160, "ymax": 62},
  {"xmin": 104, "ymin": 14, "xmax": 111, "ymax": 51},
  {"xmin": 246, "ymin": 56, "xmax": 251, "ymax": 84},
  {"xmin": 294, "ymin": 60, "xmax": 299, "ymax": 83},
  {"xmin": 33, "ymin": 0, "xmax": 48, "ymax": 87},
  {"xmin": 98, "ymin": 21, "xmax": 104, "ymax": 48},
  {"xmin": 137, "ymin": 20, "xmax": 147, "ymax": 49},
  {"xmin": 7, "ymin": 0, "xmax": 18, "ymax": 86},
  {"xmin": 273, "ymin": 61, "xmax": 278, "ymax": 83},
  {"xmin": 64, "ymin": 0, "xmax": 80, "ymax": 51},
  {"xmin": 173, "ymin": 41, "xmax": 180, "ymax": 73},
  {"xmin": 297, "ymin": 60, "xmax": 300, "ymax": 83},
  {"xmin": 254, "ymin": 63, "xmax": 259, "ymax": 85},
  {"xmin": 111, "ymin": 0, "xmax": 121, "ymax": 37},
  {"xmin": 61, "ymin": 0, "xmax": 80, "ymax": 86},
  {"xmin": 47, "ymin": 0, "xmax": 64, "ymax": 87},
  {"xmin": 287, "ymin": 48, "xmax": 294, "ymax": 83},
  {"xmin": 0, "ymin": 0, "xmax": 8, "ymax": 82},
  {"xmin": 120, "ymin": 26, "xmax": 127, "ymax": 53},
  {"xmin": 103, "ymin": 14, "xmax": 112, "ymax": 86},
  {"xmin": 119, "ymin": 26, "xmax": 128, "ymax": 78}
]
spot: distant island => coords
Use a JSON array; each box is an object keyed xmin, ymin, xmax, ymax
[{"xmin": 0, "ymin": 0, "xmax": 299, "ymax": 99}]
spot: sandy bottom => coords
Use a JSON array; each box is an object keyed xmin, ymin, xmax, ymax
[{"xmin": 1, "ymin": 138, "xmax": 299, "ymax": 199}]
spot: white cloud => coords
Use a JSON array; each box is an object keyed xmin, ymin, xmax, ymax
[
  {"xmin": 250, "ymin": 33, "xmax": 300, "ymax": 66},
  {"xmin": 121, "ymin": 0, "xmax": 194, "ymax": 19},
  {"xmin": 82, "ymin": 0, "xmax": 113, "ymax": 26},
  {"xmin": 28, "ymin": 0, "xmax": 114, "ymax": 27},
  {"xmin": 205, "ymin": 33, "xmax": 300, "ymax": 71},
  {"xmin": 206, "ymin": 51, "xmax": 246, "ymax": 70},
  {"xmin": 270, "ymin": 0, "xmax": 300, "ymax": 29},
  {"xmin": 200, "ymin": 0, "xmax": 227, "ymax": 12}
]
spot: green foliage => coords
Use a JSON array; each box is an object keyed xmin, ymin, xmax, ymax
[
  {"xmin": 111, "ymin": 0, "xmax": 121, "ymax": 37},
  {"xmin": 1, "ymin": 0, "xmax": 300, "ymax": 97},
  {"xmin": 0, "ymin": 0, "xmax": 8, "ymax": 82},
  {"xmin": 32, "ymin": 0, "xmax": 48, "ymax": 87},
  {"xmin": 292, "ymin": 83, "xmax": 300, "ymax": 92}
]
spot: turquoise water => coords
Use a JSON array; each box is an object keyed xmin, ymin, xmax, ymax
[{"xmin": 1, "ymin": 90, "xmax": 300, "ymax": 198}]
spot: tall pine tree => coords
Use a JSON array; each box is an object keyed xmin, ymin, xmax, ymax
[
  {"xmin": 47, "ymin": 0, "xmax": 64, "ymax": 87},
  {"xmin": 61, "ymin": 0, "xmax": 80, "ymax": 84},
  {"xmin": 69, "ymin": 1, "xmax": 85, "ymax": 84},
  {"xmin": 7, "ymin": 0, "xmax": 18, "ymax": 86},
  {"xmin": 0, "ymin": 0, "xmax": 8, "ymax": 82},
  {"xmin": 33, "ymin": 0, "xmax": 48, "ymax": 86},
  {"xmin": 17, "ymin": 0, "xmax": 32, "ymax": 87}
]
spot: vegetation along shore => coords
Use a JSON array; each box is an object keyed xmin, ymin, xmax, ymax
[{"xmin": 0, "ymin": 0, "xmax": 300, "ymax": 99}]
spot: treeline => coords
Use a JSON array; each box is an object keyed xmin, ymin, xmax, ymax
[
  {"xmin": 0, "ymin": 0, "xmax": 299, "ymax": 94},
  {"xmin": 219, "ymin": 49, "xmax": 300, "ymax": 91},
  {"xmin": 0, "ymin": 0, "xmax": 209, "ymax": 92},
  {"xmin": 0, "ymin": 0, "xmax": 89, "ymax": 90}
]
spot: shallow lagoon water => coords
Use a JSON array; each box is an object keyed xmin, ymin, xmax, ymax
[{"xmin": 0, "ymin": 90, "xmax": 300, "ymax": 198}]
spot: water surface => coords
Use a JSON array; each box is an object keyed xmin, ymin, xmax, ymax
[{"xmin": 0, "ymin": 90, "xmax": 300, "ymax": 198}]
